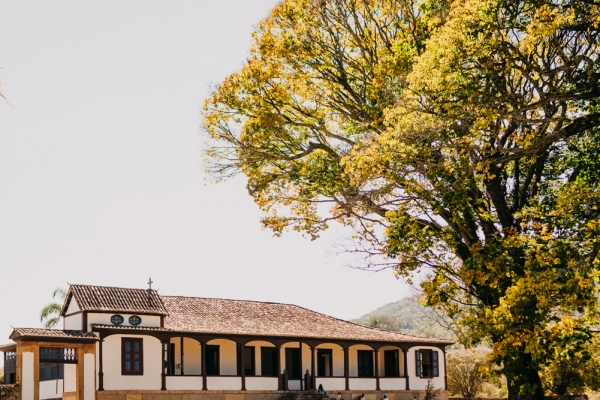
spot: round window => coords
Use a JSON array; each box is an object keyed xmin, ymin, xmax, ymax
[
  {"xmin": 110, "ymin": 314, "xmax": 124, "ymax": 325},
  {"xmin": 129, "ymin": 315, "xmax": 142, "ymax": 326}
]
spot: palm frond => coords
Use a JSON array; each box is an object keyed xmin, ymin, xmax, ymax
[
  {"xmin": 40, "ymin": 287, "xmax": 67, "ymax": 328},
  {"xmin": 52, "ymin": 287, "xmax": 67, "ymax": 300},
  {"xmin": 43, "ymin": 317, "xmax": 61, "ymax": 329},
  {"xmin": 40, "ymin": 303, "xmax": 62, "ymax": 323}
]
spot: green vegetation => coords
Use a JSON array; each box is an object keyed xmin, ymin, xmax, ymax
[
  {"xmin": 540, "ymin": 336, "xmax": 600, "ymax": 396},
  {"xmin": 40, "ymin": 287, "xmax": 67, "ymax": 329},
  {"xmin": 203, "ymin": 1, "xmax": 600, "ymax": 398},
  {"xmin": 353, "ymin": 296, "xmax": 456, "ymax": 341}
]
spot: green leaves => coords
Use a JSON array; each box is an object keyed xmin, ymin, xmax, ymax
[{"xmin": 203, "ymin": 0, "xmax": 600, "ymax": 397}]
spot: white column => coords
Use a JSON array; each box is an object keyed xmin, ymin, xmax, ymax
[
  {"xmin": 22, "ymin": 352, "xmax": 35, "ymax": 400},
  {"xmin": 84, "ymin": 353, "xmax": 95, "ymax": 400}
]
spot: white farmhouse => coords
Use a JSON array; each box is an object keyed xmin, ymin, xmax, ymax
[{"xmin": 1, "ymin": 284, "xmax": 452, "ymax": 400}]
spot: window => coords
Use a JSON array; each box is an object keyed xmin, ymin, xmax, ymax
[
  {"xmin": 261, "ymin": 347, "xmax": 278, "ymax": 376},
  {"xmin": 111, "ymin": 314, "xmax": 124, "ymax": 325},
  {"xmin": 4, "ymin": 352, "xmax": 16, "ymax": 384},
  {"xmin": 416, "ymin": 349, "xmax": 438, "ymax": 378},
  {"xmin": 237, "ymin": 346, "xmax": 255, "ymax": 376},
  {"xmin": 39, "ymin": 363, "xmax": 64, "ymax": 381},
  {"xmin": 206, "ymin": 345, "xmax": 220, "ymax": 375},
  {"xmin": 285, "ymin": 348, "xmax": 301, "ymax": 379},
  {"xmin": 122, "ymin": 338, "xmax": 143, "ymax": 375},
  {"xmin": 128, "ymin": 315, "xmax": 142, "ymax": 326},
  {"xmin": 357, "ymin": 350, "xmax": 374, "ymax": 377},
  {"xmin": 384, "ymin": 350, "xmax": 399, "ymax": 377},
  {"xmin": 164, "ymin": 343, "xmax": 176, "ymax": 376},
  {"xmin": 317, "ymin": 349, "xmax": 333, "ymax": 377}
]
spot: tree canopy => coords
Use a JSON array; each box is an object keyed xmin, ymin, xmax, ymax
[{"xmin": 203, "ymin": 1, "xmax": 600, "ymax": 399}]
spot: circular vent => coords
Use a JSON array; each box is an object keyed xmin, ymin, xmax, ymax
[{"xmin": 129, "ymin": 315, "xmax": 142, "ymax": 326}]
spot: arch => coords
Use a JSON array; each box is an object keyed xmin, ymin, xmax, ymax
[
  {"xmin": 164, "ymin": 336, "xmax": 202, "ymax": 376},
  {"xmin": 243, "ymin": 340, "xmax": 276, "ymax": 377},
  {"xmin": 378, "ymin": 345, "xmax": 405, "ymax": 378},
  {"xmin": 205, "ymin": 338, "xmax": 238, "ymax": 376},
  {"xmin": 348, "ymin": 343, "xmax": 376, "ymax": 378},
  {"xmin": 314, "ymin": 342, "xmax": 344, "ymax": 377}
]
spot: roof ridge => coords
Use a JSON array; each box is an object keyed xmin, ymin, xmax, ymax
[
  {"xmin": 161, "ymin": 294, "xmax": 301, "ymax": 307},
  {"xmin": 70, "ymin": 283, "xmax": 157, "ymax": 291}
]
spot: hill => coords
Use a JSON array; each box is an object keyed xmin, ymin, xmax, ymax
[{"xmin": 352, "ymin": 295, "xmax": 456, "ymax": 341}]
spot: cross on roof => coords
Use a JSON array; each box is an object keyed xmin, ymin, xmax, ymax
[{"xmin": 147, "ymin": 278, "xmax": 153, "ymax": 290}]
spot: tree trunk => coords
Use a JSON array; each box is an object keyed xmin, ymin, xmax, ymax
[{"xmin": 505, "ymin": 351, "xmax": 545, "ymax": 400}]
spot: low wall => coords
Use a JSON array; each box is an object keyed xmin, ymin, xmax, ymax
[{"xmin": 95, "ymin": 389, "xmax": 449, "ymax": 400}]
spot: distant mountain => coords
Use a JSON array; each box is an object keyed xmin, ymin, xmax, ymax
[{"xmin": 352, "ymin": 295, "xmax": 456, "ymax": 341}]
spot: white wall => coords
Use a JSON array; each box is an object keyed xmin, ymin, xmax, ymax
[
  {"xmin": 22, "ymin": 352, "xmax": 34, "ymax": 400},
  {"xmin": 379, "ymin": 378, "xmax": 406, "ymax": 391},
  {"xmin": 406, "ymin": 346, "xmax": 445, "ymax": 390},
  {"xmin": 64, "ymin": 299, "xmax": 82, "ymax": 330},
  {"xmin": 315, "ymin": 377, "xmax": 345, "ymax": 391},
  {"xmin": 39, "ymin": 380, "xmax": 63, "ymax": 400},
  {"xmin": 206, "ymin": 376, "xmax": 241, "ymax": 390},
  {"xmin": 64, "ymin": 315, "xmax": 83, "ymax": 331},
  {"xmin": 66, "ymin": 298, "xmax": 80, "ymax": 314},
  {"xmin": 87, "ymin": 313, "xmax": 161, "ymax": 331},
  {"xmin": 348, "ymin": 378, "xmax": 376, "ymax": 391},
  {"xmin": 100, "ymin": 334, "xmax": 162, "ymax": 390},
  {"xmin": 165, "ymin": 376, "xmax": 203, "ymax": 390},
  {"xmin": 64, "ymin": 364, "xmax": 76, "ymax": 393},
  {"xmin": 245, "ymin": 377, "xmax": 278, "ymax": 390}
]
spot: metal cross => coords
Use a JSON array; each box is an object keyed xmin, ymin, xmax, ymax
[{"xmin": 148, "ymin": 278, "xmax": 153, "ymax": 290}]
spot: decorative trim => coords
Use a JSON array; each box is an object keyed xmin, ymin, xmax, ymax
[
  {"xmin": 63, "ymin": 311, "xmax": 82, "ymax": 318},
  {"xmin": 91, "ymin": 325, "xmax": 451, "ymax": 348}
]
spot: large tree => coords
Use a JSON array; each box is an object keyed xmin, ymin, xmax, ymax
[{"xmin": 203, "ymin": 1, "xmax": 600, "ymax": 399}]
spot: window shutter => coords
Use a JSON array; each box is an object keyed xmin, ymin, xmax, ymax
[
  {"xmin": 415, "ymin": 350, "xmax": 421, "ymax": 377},
  {"xmin": 432, "ymin": 351, "xmax": 439, "ymax": 377}
]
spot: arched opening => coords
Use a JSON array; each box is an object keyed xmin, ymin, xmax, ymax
[
  {"xmin": 243, "ymin": 340, "xmax": 280, "ymax": 391},
  {"xmin": 378, "ymin": 345, "xmax": 404, "ymax": 378},
  {"xmin": 164, "ymin": 336, "xmax": 201, "ymax": 376},
  {"xmin": 348, "ymin": 344, "xmax": 377, "ymax": 391},
  {"xmin": 378, "ymin": 345, "xmax": 407, "ymax": 391},
  {"xmin": 314, "ymin": 343, "xmax": 345, "ymax": 392},
  {"xmin": 204, "ymin": 338, "xmax": 242, "ymax": 390}
]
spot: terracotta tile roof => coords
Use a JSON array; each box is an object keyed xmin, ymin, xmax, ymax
[
  {"xmin": 9, "ymin": 328, "xmax": 98, "ymax": 341},
  {"xmin": 159, "ymin": 296, "xmax": 453, "ymax": 344},
  {"xmin": 60, "ymin": 284, "xmax": 167, "ymax": 316},
  {"xmin": 0, "ymin": 342, "xmax": 16, "ymax": 352}
]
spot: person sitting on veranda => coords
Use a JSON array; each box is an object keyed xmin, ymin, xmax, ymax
[{"xmin": 317, "ymin": 384, "xmax": 327, "ymax": 396}]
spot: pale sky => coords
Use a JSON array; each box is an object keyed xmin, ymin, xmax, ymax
[{"xmin": 0, "ymin": 0, "xmax": 411, "ymax": 345}]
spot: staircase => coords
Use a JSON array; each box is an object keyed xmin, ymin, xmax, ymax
[{"xmin": 279, "ymin": 392, "xmax": 330, "ymax": 400}]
